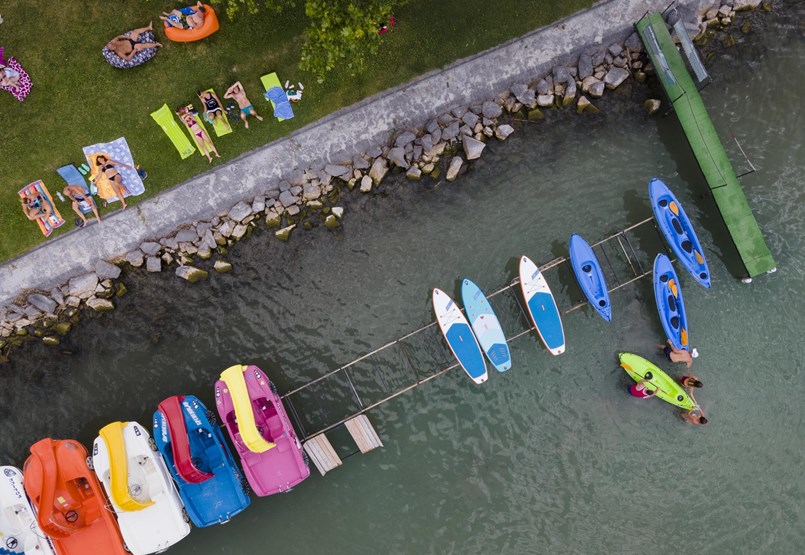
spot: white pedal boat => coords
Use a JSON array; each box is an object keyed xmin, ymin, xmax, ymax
[
  {"xmin": 0, "ymin": 465, "xmax": 55, "ymax": 555},
  {"xmin": 92, "ymin": 422, "xmax": 191, "ymax": 555}
]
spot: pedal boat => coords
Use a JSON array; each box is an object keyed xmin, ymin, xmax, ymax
[
  {"xmin": 22, "ymin": 439, "xmax": 127, "ymax": 555},
  {"xmin": 214, "ymin": 365, "xmax": 310, "ymax": 496},
  {"xmin": 91, "ymin": 422, "xmax": 191, "ymax": 554},
  {"xmin": 0, "ymin": 465, "xmax": 55, "ymax": 555},
  {"xmin": 152, "ymin": 395, "xmax": 250, "ymax": 527}
]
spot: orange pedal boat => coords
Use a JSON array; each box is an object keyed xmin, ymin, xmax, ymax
[{"xmin": 23, "ymin": 438, "xmax": 127, "ymax": 555}]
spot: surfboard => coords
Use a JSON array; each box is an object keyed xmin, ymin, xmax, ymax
[
  {"xmin": 460, "ymin": 279, "xmax": 511, "ymax": 372},
  {"xmin": 518, "ymin": 256, "xmax": 566, "ymax": 355},
  {"xmin": 619, "ymin": 352, "xmax": 695, "ymax": 410},
  {"xmin": 432, "ymin": 288, "xmax": 488, "ymax": 384},
  {"xmin": 569, "ymin": 233, "xmax": 612, "ymax": 322},
  {"xmin": 653, "ymin": 254, "xmax": 690, "ymax": 351}
]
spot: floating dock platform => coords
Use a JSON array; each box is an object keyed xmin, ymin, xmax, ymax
[{"xmin": 636, "ymin": 12, "xmax": 776, "ymax": 279}]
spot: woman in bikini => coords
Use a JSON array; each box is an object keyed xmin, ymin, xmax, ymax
[
  {"xmin": 177, "ymin": 108, "xmax": 220, "ymax": 163},
  {"xmin": 93, "ymin": 155, "xmax": 130, "ymax": 208},
  {"xmin": 106, "ymin": 22, "xmax": 162, "ymax": 62},
  {"xmin": 198, "ymin": 89, "xmax": 225, "ymax": 126}
]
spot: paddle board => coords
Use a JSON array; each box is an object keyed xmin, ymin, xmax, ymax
[
  {"xmin": 460, "ymin": 279, "xmax": 511, "ymax": 372},
  {"xmin": 569, "ymin": 233, "xmax": 612, "ymax": 322},
  {"xmin": 653, "ymin": 254, "xmax": 690, "ymax": 351},
  {"xmin": 619, "ymin": 352, "xmax": 695, "ymax": 410},
  {"xmin": 432, "ymin": 288, "xmax": 488, "ymax": 384},
  {"xmin": 518, "ymin": 256, "xmax": 565, "ymax": 355},
  {"xmin": 649, "ymin": 178, "xmax": 711, "ymax": 288}
]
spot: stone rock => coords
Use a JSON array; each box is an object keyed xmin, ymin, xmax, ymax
[
  {"xmin": 285, "ymin": 205, "xmax": 300, "ymax": 216},
  {"xmin": 94, "ymin": 259, "xmax": 121, "ymax": 280},
  {"xmin": 202, "ymin": 230, "xmax": 217, "ymax": 250},
  {"xmin": 604, "ymin": 67, "xmax": 630, "ymax": 89},
  {"xmin": 87, "ymin": 298, "xmax": 115, "ymax": 311},
  {"xmin": 278, "ymin": 180, "xmax": 291, "ymax": 192},
  {"xmin": 197, "ymin": 245, "xmax": 212, "ymax": 259},
  {"xmin": 425, "ymin": 119, "xmax": 440, "ymax": 135},
  {"xmin": 279, "ymin": 190, "xmax": 300, "ymax": 208},
  {"xmin": 324, "ymin": 215, "xmax": 340, "ymax": 230},
  {"xmin": 515, "ymin": 88, "xmax": 536, "ymax": 108},
  {"xmin": 462, "ymin": 136, "xmax": 486, "ymax": 160},
  {"xmin": 734, "ymin": 0, "xmax": 761, "ymax": 10},
  {"xmin": 613, "ymin": 56, "xmax": 627, "ymax": 68},
  {"xmin": 589, "ymin": 79, "xmax": 605, "ymax": 97},
  {"xmin": 175, "ymin": 266, "xmax": 209, "ymax": 283},
  {"xmin": 54, "ymin": 322, "xmax": 72, "ymax": 336},
  {"xmin": 537, "ymin": 94, "xmax": 555, "ymax": 108},
  {"xmin": 265, "ymin": 210, "xmax": 282, "ymax": 228},
  {"xmin": 461, "ymin": 111, "xmax": 479, "ymax": 128},
  {"xmin": 227, "ymin": 202, "xmax": 252, "ymax": 223},
  {"xmin": 394, "ymin": 132, "xmax": 417, "ymax": 148},
  {"xmin": 495, "ymin": 124, "xmax": 514, "ymax": 141},
  {"xmin": 50, "ymin": 287, "xmax": 65, "ymax": 307},
  {"xmin": 624, "ymin": 32, "xmax": 643, "ymax": 52},
  {"xmin": 125, "ymin": 250, "xmax": 144, "ymax": 267},
  {"xmin": 562, "ymin": 80, "xmax": 577, "ymax": 107},
  {"xmin": 578, "ymin": 52, "xmax": 593, "ymax": 79},
  {"xmin": 146, "ymin": 256, "xmax": 162, "ymax": 273},
  {"xmin": 218, "ymin": 220, "xmax": 234, "ymax": 237},
  {"xmin": 287, "ymin": 169, "xmax": 305, "ymax": 187},
  {"xmin": 441, "ymin": 121, "xmax": 460, "ymax": 142},
  {"xmin": 406, "ymin": 166, "xmax": 422, "ymax": 180},
  {"xmin": 387, "ymin": 147, "xmax": 408, "ymax": 168},
  {"xmin": 592, "ymin": 50, "xmax": 606, "ymax": 67},
  {"xmin": 644, "ymin": 99, "xmax": 661, "ymax": 115},
  {"xmin": 451, "ymin": 106, "xmax": 468, "ymax": 119},
  {"xmin": 161, "ymin": 252, "xmax": 174, "ymax": 265},
  {"xmin": 353, "ymin": 155, "xmax": 370, "ymax": 169},
  {"xmin": 231, "ymin": 224, "xmax": 248, "ymax": 240},
  {"xmin": 420, "ymin": 134, "xmax": 434, "ymax": 153},
  {"xmin": 140, "ymin": 242, "xmax": 161, "ymax": 256},
  {"xmin": 275, "ymin": 224, "xmax": 296, "ymax": 242},
  {"xmin": 527, "ymin": 108, "xmax": 544, "ymax": 121},
  {"xmin": 481, "ymin": 101, "xmax": 502, "ymax": 119},
  {"xmin": 161, "ymin": 236, "xmax": 179, "ymax": 250},
  {"xmin": 27, "ymin": 294, "xmax": 57, "ymax": 314},
  {"xmin": 251, "ymin": 196, "xmax": 266, "ymax": 214},
  {"xmin": 459, "ymin": 124, "xmax": 473, "ymax": 137},
  {"xmin": 214, "ymin": 259, "xmax": 233, "ymax": 273},
  {"xmin": 332, "ymin": 207, "xmax": 344, "ymax": 220},
  {"xmin": 360, "ymin": 175, "xmax": 373, "ymax": 193},
  {"xmin": 438, "ymin": 113, "xmax": 454, "ymax": 125},
  {"xmin": 446, "ymin": 157, "xmax": 463, "ymax": 181},
  {"xmin": 68, "ymin": 273, "xmax": 99, "ymax": 297},
  {"xmin": 577, "ymin": 95, "xmax": 599, "ymax": 114},
  {"xmin": 608, "ymin": 43, "xmax": 623, "ymax": 57},
  {"xmin": 325, "ymin": 164, "xmax": 350, "ymax": 178},
  {"xmin": 290, "ymin": 184, "xmax": 304, "ymax": 196},
  {"xmin": 42, "ymin": 336, "xmax": 61, "ymax": 347},
  {"xmin": 24, "ymin": 304, "xmax": 42, "ymax": 319},
  {"xmin": 303, "ymin": 183, "xmax": 321, "ymax": 201},
  {"xmin": 369, "ymin": 157, "xmax": 388, "ymax": 185}
]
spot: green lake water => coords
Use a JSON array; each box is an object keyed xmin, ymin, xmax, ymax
[{"xmin": 2, "ymin": 5, "xmax": 803, "ymax": 553}]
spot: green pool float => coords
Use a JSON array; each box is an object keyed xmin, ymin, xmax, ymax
[{"xmin": 619, "ymin": 352, "xmax": 694, "ymax": 410}]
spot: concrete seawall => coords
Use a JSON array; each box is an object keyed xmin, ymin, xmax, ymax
[{"xmin": 0, "ymin": 0, "xmax": 710, "ymax": 307}]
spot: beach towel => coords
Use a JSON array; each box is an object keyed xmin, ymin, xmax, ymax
[
  {"xmin": 18, "ymin": 181, "xmax": 64, "ymax": 237},
  {"xmin": 102, "ymin": 31, "xmax": 159, "ymax": 69},
  {"xmin": 151, "ymin": 104, "xmax": 196, "ymax": 159},
  {"xmin": 261, "ymin": 72, "xmax": 294, "ymax": 121},
  {"xmin": 56, "ymin": 164, "xmax": 95, "ymax": 215},
  {"xmin": 82, "ymin": 137, "xmax": 145, "ymax": 203},
  {"xmin": 0, "ymin": 47, "xmax": 33, "ymax": 102},
  {"xmin": 201, "ymin": 88, "xmax": 232, "ymax": 137}
]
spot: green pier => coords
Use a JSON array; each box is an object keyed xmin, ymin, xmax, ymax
[{"xmin": 636, "ymin": 12, "xmax": 776, "ymax": 279}]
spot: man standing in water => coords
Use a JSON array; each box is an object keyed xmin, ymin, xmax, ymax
[{"xmin": 658, "ymin": 340, "xmax": 698, "ymax": 368}]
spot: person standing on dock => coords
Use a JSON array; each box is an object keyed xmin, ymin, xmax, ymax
[{"xmin": 658, "ymin": 340, "xmax": 698, "ymax": 368}]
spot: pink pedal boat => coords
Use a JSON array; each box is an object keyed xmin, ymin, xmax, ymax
[{"xmin": 214, "ymin": 365, "xmax": 310, "ymax": 496}]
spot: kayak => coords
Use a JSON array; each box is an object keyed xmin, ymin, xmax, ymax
[
  {"xmin": 653, "ymin": 254, "xmax": 690, "ymax": 351},
  {"xmin": 619, "ymin": 352, "xmax": 695, "ymax": 410},
  {"xmin": 568, "ymin": 233, "xmax": 612, "ymax": 322}
]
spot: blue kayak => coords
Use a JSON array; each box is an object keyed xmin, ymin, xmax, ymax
[
  {"xmin": 653, "ymin": 254, "xmax": 690, "ymax": 351},
  {"xmin": 568, "ymin": 234, "xmax": 611, "ymax": 322},
  {"xmin": 460, "ymin": 279, "xmax": 511, "ymax": 372},
  {"xmin": 649, "ymin": 178, "xmax": 711, "ymax": 288}
]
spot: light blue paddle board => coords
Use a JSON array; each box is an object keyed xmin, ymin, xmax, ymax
[
  {"xmin": 518, "ymin": 256, "xmax": 566, "ymax": 355},
  {"xmin": 432, "ymin": 288, "xmax": 488, "ymax": 384},
  {"xmin": 460, "ymin": 279, "xmax": 511, "ymax": 372}
]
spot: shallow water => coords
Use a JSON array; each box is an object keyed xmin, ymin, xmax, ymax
[{"xmin": 2, "ymin": 5, "xmax": 804, "ymax": 554}]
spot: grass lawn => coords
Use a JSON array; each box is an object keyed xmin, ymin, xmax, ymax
[{"xmin": 0, "ymin": 0, "xmax": 593, "ymax": 263}]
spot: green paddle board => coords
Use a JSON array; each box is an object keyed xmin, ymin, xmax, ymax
[{"xmin": 619, "ymin": 352, "xmax": 694, "ymax": 410}]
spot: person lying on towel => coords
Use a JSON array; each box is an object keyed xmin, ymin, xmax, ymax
[
  {"xmin": 161, "ymin": 2, "xmax": 206, "ymax": 29},
  {"xmin": 63, "ymin": 185, "xmax": 102, "ymax": 227},
  {"xmin": 20, "ymin": 190, "xmax": 53, "ymax": 223},
  {"xmin": 0, "ymin": 65, "xmax": 20, "ymax": 87},
  {"xmin": 106, "ymin": 22, "xmax": 162, "ymax": 62}
]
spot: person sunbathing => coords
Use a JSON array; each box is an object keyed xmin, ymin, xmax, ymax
[
  {"xmin": 198, "ymin": 89, "xmax": 226, "ymax": 126},
  {"xmin": 223, "ymin": 81, "xmax": 263, "ymax": 129},
  {"xmin": 107, "ymin": 22, "xmax": 162, "ymax": 62},
  {"xmin": 161, "ymin": 2, "xmax": 206, "ymax": 29},
  {"xmin": 63, "ymin": 185, "xmax": 102, "ymax": 227},
  {"xmin": 20, "ymin": 190, "xmax": 53, "ymax": 222},
  {"xmin": 92, "ymin": 154, "xmax": 130, "ymax": 209},
  {"xmin": 0, "ymin": 66, "xmax": 20, "ymax": 87},
  {"xmin": 177, "ymin": 107, "xmax": 220, "ymax": 163}
]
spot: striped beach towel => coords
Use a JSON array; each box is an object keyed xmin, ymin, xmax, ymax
[{"xmin": 18, "ymin": 180, "xmax": 65, "ymax": 236}]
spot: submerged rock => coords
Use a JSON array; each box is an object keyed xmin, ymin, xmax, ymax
[
  {"xmin": 387, "ymin": 147, "xmax": 408, "ymax": 168},
  {"xmin": 324, "ymin": 215, "xmax": 340, "ymax": 230},
  {"xmin": 87, "ymin": 298, "xmax": 115, "ymax": 311},
  {"xmin": 462, "ymin": 136, "xmax": 486, "ymax": 160},
  {"xmin": 125, "ymin": 250, "xmax": 144, "ymax": 268},
  {"xmin": 265, "ymin": 210, "xmax": 282, "ymax": 228},
  {"xmin": 360, "ymin": 175, "xmax": 373, "ymax": 193},
  {"xmin": 175, "ymin": 266, "xmax": 209, "ymax": 283},
  {"xmin": 406, "ymin": 166, "xmax": 422, "ymax": 180},
  {"xmin": 213, "ymin": 260, "xmax": 233, "ymax": 273},
  {"xmin": 275, "ymin": 224, "xmax": 296, "ymax": 242},
  {"xmin": 645, "ymin": 99, "xmax": 661, "ymax": 114},
  {"xmin": 42, "ymin": 336, "xmax": 61, "ymax": 347},
  {"xmin": 495, "ymin": 124, "xmax": 514, "ymax": 140},
  {"xmin": 446, "ymin": 157, "xmax": 463, "ymax": 181},
  {"xmin": 146, "ymin": 256, "xmax": 162, "ymax": 273},
  {"xmin": 604, "ymin": 67, "xmax": 630, "ymax": 89},
  {"xmin": 369, "ymin": 157, "xmax": 388, "ymax": 185}
]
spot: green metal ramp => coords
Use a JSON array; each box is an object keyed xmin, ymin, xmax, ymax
[{"xmin": 636, "ymin": 12, "xmax": 776, "ymax": 278}]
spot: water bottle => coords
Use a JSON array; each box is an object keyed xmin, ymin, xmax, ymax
[{"xmin": 56, "ymin": 191, "xmax": 65, "ymax": 202}]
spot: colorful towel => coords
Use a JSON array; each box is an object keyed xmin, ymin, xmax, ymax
[
  {"xmin": 0, "ymin": 47, "xmax": 33, "ymax": 102},
  {"xmin": 151, "ymin": 104, "xmax": 196, "ymax": 159},
  {"xmin": 82, "ymin": 137, "xmax": 145, "ymax": 203},
  {"xmin": 101, "ymin": 31, "xmax": 159, "ymax": 69},
  {"xmin": 56, "ymin": 164, "xmax": 95, "ymax": 215},
  {"xmin": 202, "ymin": 89, "xmax": 232, "ymax": 137},
  {"xmin": 261, "ymin": 72, "xmax": 294, "ymax": 121},
  {"xmin": 18, "ymin": 181, "xmax": 64, "ymax": 237}
]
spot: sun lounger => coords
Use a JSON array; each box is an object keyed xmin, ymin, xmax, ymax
[
  {"xmin": 82, "ymin": 137, "xmax": 145, "ymax": 203},
  {"xmin": 202, "ymin": 89, "xmax": 232, "ymax": 137},
  {"xmin": 151, "ymin": 104, "xmax": 196, "ymax": 159},
  {"xmin": 261, "ymin": 72, "xmax": 294, "ymax": 121},
  {"xmin": 18, "ymin": 180, "xmax": 64, "ymax": 237}
]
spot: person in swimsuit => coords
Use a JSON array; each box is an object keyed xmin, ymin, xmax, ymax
[
  {"xmin": 107, "ymin": 22, "xmax": 162, "ymax": 62},
  {"xmin": 63, "ymin": 185, "xmax": 101, "ymax": 227},
  {"xmin": 0, "ymin": 66, "xmax": 20, "ymax": 87},
  {"xmin": 20, "ymin": 190, "xmax": 53, "ymax": 222},
  {"xmin": 681, "ymin": 407, "xmax": 708, "ymax": 425},
  {"xmin": 93, "ymin": 155, "xmax": 130, "ymax": 209},
  {"xmin": 198, "ymin": 90, "xmax": 226, "ymax": 126},
  {"xmin": 177, "ymin": 107, "xmax": 220, "ymax": 163},
  {"xmin": 223, "ymin": 81, "xmax": 264, "ymax": 129},
  {"xmin": 161, "ymin": 2, "xmax": 206, "ymax": 30},
  {"xmin": 658, "ymin": 340, "xmax": 698, "ymax": 369},
  {"xmin": 627, "ymin": 379, "xmax": 657, "ymax": 399}
]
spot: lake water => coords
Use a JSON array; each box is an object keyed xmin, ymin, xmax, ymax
[{"xmin": 2, "ymin": 5, "xmax": 803, "ymax": 553}]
